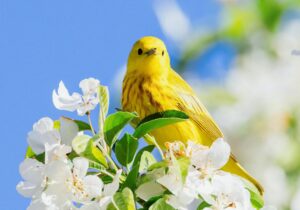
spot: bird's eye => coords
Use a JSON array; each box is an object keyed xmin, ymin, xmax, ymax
[
  {"xmin": 138, "ymin": 48, "xmax": 143, "ymax": 55},
  {"xmin": 162, "ymin": 50, "xmax": 165, "ymax": 56}
]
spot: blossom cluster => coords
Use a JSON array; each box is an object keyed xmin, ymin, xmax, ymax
[
  {"xmin": 136, "ymin": 139, "xmax": 256, "ymax": 210},
  {"xmin": 17, "ymin": 78, "xmax": 267, "ymax": 210}
]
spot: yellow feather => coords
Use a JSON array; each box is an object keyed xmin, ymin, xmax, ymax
[{"xmin": 122, "ymin": 36, "xmax": 263, "ymax": 195}]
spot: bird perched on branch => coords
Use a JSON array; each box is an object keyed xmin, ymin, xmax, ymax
[{"xmin": 122, "ymin": 36, "xmax": 263, "ymax": 195}]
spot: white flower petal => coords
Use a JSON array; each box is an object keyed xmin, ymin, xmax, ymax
[
  {"xmin": 19, "ymin": 158, "xmax": 44, "ymax": 184},
  {"xmin": 76, "ymin": 95, "xmax": 99, "ymax": 116},
  {"xmin": 208, "ymin": 138, "xmax": 230, "ymax": 169},
  {"xmin": 59, "ymin": 117, "xmax": 79, "ymax": 146},
  {"xmin": 45, "ymin": 160, "xmax": 71, "ymax": 181},
  {"xmin": 79, "ymin": 78, "xmax": 100, "ymax": 95},
  {"xmin": 103, "ymin": 170, "xmax": 121, "ymax": 196},
  {"xmin": 204, "ymin": 174, "xmax": 252, "ymax": 210},
  {"xmin": 33, "ymin": 117, "xmax": 54, "ymax": 133},
  {"xmin": 98, "ymin": 196, "xmax": 112, "ymax": 210},
  {"xmin": 27, "ymin": 199, "xmax": 57, "ymax": 210},
  {"xmin": 83, "ymin": 175, "xmax": 103, "ymax": 198},
  {"xmin": 16, "ymin": 181, "xmax": 40, "ymax": 198},
  {"xmin": 186, "ymin": 141, "xmax": 209, "ymax": 169},
  {"xmin": 167, "ymin": 195, "xmax": 189, "ymax": 210},
  {"xmin": 73, "ymin": 157, "xmax": 89, "ymax": 178},
  {"xmin": 44, "ymin": 182, "xmax": 73, "ymax": 207},
  {"xmin": 52, "ymin": 81, "xmax": 82, "ymax": 112},
  {"xmin": 80, "ymin": 202, "xmax": 100, "ymax": 210},
  {"xmin": 27, "ymin": 118, "xmax": 61, "ymax": 154},
  {"xmin": 157, "ymin": 167, "xmax": 182, "ymax": 195}
]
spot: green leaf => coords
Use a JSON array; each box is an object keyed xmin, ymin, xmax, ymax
[
  {"xmin": 248, "ymin": 188, "xmax": 264, "ymax": 209},
  {"xmin": 133, "ymin": 110, "xmax": 188, "ymax": 138},
  {"xmin": 104, "ymin": 111, "xmax": 137, "ymax": 146},
  {"xmin": 243, "ymin": 179, "xmax": 264, "ymax": 209},
  {"xmin": 89, "ymin": 160, "xmax": 106, "ymax": 171},
  {"xmin": 137, "ymin": 168, "xmax": 166, "ymax": 187},
  {"xmin": 148, "ymin": 161, "xmax": 169, "ymax": 171},
  {"xmin": 136, "ymin": 182, "xmax": 165, "ymax": 202},
  {"xmin": 139, "ymin": 151, "xmax": 156, "ymax": 173},
  {"xmin": 80, "ymin": 139, "xmax": 108, "ymax": 168},
  {"xmin": 35, "ymin": 153, "xmax": 45, "ymax": 163},
  {"xmin": 197, "ymin": 201, "xmax": 211, "ymax": 210},
  {"xmin": 115, "ymin": 133, "xmax": 138, "ymax": 167},
  {"xmin": 257, "ymin": 0, "xmax": 284, "ymax": 31},
  {"xmin": 108, "ymin": 188, "xmax": 136, "ymax": 210},
  {"xmin": 25, "ymin": 147, "xmax": 35, "ymax": 158},
  {"xmin": 149, "ymin": 198, "xmax": 175, "ymax": 210},
  {"xmin": 67, "ymin": 151, "xmax": 78, "ymax": 161},
  {"xmin": 98, "ymin": 85, "xmax": 110, "ymax": 118},
  {"xmin": 122, "ymin": 164, "xmax": 140, "ymax": 191},
  {"xmin": 25, "ymin": 147, "xmax": 45, "ymax": 162},
  {"xmin": 73, "ymin": 120, "xmax": 91, "ymax": 131},
  {"xmin": 122, "ymin": 145, "xmax": 155, "ymax": 191},
  {"xmin": 143, "ymin": 195, "xmax": 163, "ymax": 209}
]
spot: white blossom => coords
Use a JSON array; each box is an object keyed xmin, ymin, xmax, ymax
[
  {"xmin": 44, "ymin": 157, "xmax": 103, "ymax": 206},
  {"xmin": 52, "ymin": 78, "xmax": 100, "ymax": 116},
  {"xmin": 202, "ymin": 174, "xmax": 253, "ymax": 210},
  {"xmin": 159, "ymin": 139, "xmax": 240, "ymax": 210},
  {"xmin": 186, "ymin": 138, "xmax": 230, "ymax": 173},
  {"xmin": 79, "ymin": 170, "xmax": 122, "ymax": 210},
  {"xmin": 16, "ymin": 158, "xmax": 46, "ymax": 198},
  {"xmin": 27, "ymin": 117, "xmax": 78, "ymax": 155},
  {"xmin": 27, "ymin": 117, "xmax": 61, "ymax": 154}
]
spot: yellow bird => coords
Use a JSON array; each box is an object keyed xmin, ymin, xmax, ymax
[{"xmin": 122, "ymin": 36, "xmax": 263, "ymax": 194}]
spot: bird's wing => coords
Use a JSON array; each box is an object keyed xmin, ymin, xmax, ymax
[{"xmin": 168, "ymin": 69, "xmax": 224, "ymax": 142}]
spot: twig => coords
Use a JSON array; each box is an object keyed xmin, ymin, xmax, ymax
[{"xmin": 87, "ymin": 112, "xmax": 96, "ymax": 135}]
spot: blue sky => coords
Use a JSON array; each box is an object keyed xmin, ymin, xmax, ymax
[{"xmin": 0, "ymin": 1, "xmax": 222, "ymax": 209}]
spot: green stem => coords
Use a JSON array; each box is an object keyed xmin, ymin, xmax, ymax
[
  {"xmin": 98, "ymin": 169, "xmax": 115, "ymax": 178},
  {"xmin": 96, "ymin": 142, "xmax": 118, "ymax": 171},
  {"xmin": 87, "ymin": 112, "xmax": 96, "ymax": 135}
]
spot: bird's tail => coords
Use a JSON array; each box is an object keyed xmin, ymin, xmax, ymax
[{"xmin": 222, "ymin": 154, "xmax": 264, "ymax": 195}]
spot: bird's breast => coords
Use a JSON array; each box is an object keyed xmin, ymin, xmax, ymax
[
  {"xmin": 122, "ymin": 73, "xmax": 204, "ymax": 147},
  {"xmin": 122, "ymin": 74, "xmax": 170, "ymax": 118}
]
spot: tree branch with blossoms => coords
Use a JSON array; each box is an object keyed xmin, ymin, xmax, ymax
[{"xmin": 17, "ymin": 78, "xmax": 272, "ymax": 210}]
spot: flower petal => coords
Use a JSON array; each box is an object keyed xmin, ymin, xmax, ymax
[
  {"xmin": 52, "ymin": 81, "xmax": 82, "ymax": 112},
  {"xmin": 208, "ymin": 138, "xmax": 230, "ymax": 169},
  {"xmin": 73, "ymin": 157, "xmax": 89, "ymax": 178},
  {"xmin": 32, "ymin": 117, "xmax": 54, "ymax": 133},
  {"xmin": 45, "ymin": 160, "xmax": 71, "ymax": 181},
  {"xmin": 59, "ymin": 117, "xmax": 79, "ymax": 146},
  {"xmin": 27, "ymin": 118, "xmax": 61, "ymax": 154},
  {"xmin": 83, "ymin": 175, "xmax": 103, "ymax": 198},
  {"xmin": 79, "ymin": 78, "xmax": 100, "ymax": 95},
  {"xmin": 157, "ymin": 166, "xmax": 182, "ymax": 195},
  {"xmin": 19, "ymin": 158, "xmax": 44, "ymax": 183},
  {"xmin": 16, "ymin": 181, "xmax": 40, "ymax": 198},
  {"xmin": 103, "ymin": 170, "xmax": 121, "ymax": 196}
]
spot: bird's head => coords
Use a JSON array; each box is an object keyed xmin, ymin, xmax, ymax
[{"xmin": 127, "ymin": 36, "xmax": 170, "ymax": 76}]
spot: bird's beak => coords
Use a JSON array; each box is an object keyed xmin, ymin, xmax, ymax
[{"xmin": 145, "ymin": 48, "xmax": 156, "ymax": 56}]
